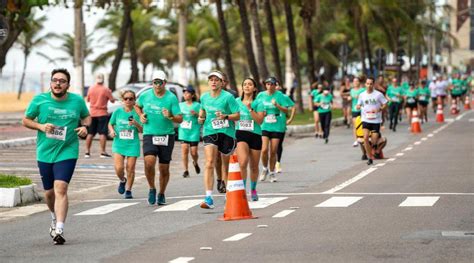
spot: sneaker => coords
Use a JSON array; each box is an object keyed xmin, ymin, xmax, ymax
[
  {"xmin": 275, "ymin": 162, "xmax": 282, "ymax": 173},
  {"xmin": 84, "ymin": 152, "xmax": 90, "ymax": 158},
  {"xmin": 157, "ymin": 193, "xmax": 166, "ymax": 205},
  {"xmin": 182, "ymin": 171, "xmax": 190, "ymax": 178},
  {"xmin": 361, "ymin": 154, "xmax": 368, "ymax": 160},
  {"xmin": 269, "ymin": 172, "xmax": 277, "ymax": 183},
  {"xmin": 124, "ymin": 190, "xmax": 133, "ymax": 199},
  {"xmin": 200, "ymin": 196, "xmax": 215, "ymax": 209},
  {"xmin": 251, "ymin": 190, "xmax": 259, "ymax": 201},
  {"xmin": 218, "ymin": 180, "xmax": 226, "ymax": 193},
  {"xmin": 100, "ymin": 152, "xmax": 112, "ymax": 158},
  {"xmin": 193, "ymin": 161, "xmax": 201, "ymax": 174},
  {"xmin": 53, "ymin": 228, "xmax": 66, "ymax": 245},
  {"xmin": 367, "ymin": 158, "xmax": 373, "ymax": 165},
  {"xmin": 49, "ymin": 219, "xmax": 56, "ymax": 238},
  {"xmin": 325, "ymin": 138, "xmax": 329, "ymax": 144},
  {"xmin": 259, "ymin": 168, "xmax": 269, "ymax": 181},
  {"xmin": 352, "ymin": 141, "xmax": 358, "ymax": 147},
  {"xmin": 148, "ymin": 189, "xmax": 157, "ymax": 205},
  {"xmin": 118, "ymin": 179, "xmax": 126, "ymax": 195}
]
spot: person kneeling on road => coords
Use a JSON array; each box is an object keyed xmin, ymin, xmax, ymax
[{"xmin": 355, "ymin": 116, "xmax": 387, "ymax": 160}]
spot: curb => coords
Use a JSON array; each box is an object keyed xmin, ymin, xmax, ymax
[
  {"xmin": 0, "ymin": 184, "xmax": 41, "ymax": 207},
  {"xmin": 287, "ymin": 117, "xmax": 345, "ymax": 136},
  {"xmin": 0, "ymin": 137, "xmax": 36, "ymax": 149}
]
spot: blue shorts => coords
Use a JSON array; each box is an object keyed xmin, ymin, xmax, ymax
[{"xmin": 37, "ymin": 159, "xmax": 77, "ymax": 190}]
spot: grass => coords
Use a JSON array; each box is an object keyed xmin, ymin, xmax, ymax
[
  {"xmin": 290, "ymin": 108, "xmax": 343, "ymax": 125},
  {"xmin": 0, "ymin": 92, "xmax": 35, "ymax": 112},
  {"xmin": 0, "ymin": 174, "xmax": 32, "ymax": 188}
]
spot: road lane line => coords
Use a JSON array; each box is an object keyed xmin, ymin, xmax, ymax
[
  {"xmin": 386, "ymin": 158, "xmax": 396, "ymax": 162},
  {"xmin": 272, "ymin": 210, "xmax": 295, "ymax": 218},
  {"xmin": 414, "ymin": 141, "xmax": 421, "ymax": 145},
  {"xmin": 455, "ymin": 115, "xmax": 463, "ymax": 120},
  {"xmin": 403, "ymin": 147, "xmax": 413, "ymax": 151},
  {"xmin": 315, "ymin": 196, "xmax": 363, "ymax": 207},
  {"xmin": 396, "ymin": 153, "xmax": 404, "ymax": 156},
  {"xmin": 223, "ymin": 233, "xmax": 252, "ymax": 241},
  {"xmin": 469, "ymin": 119, "xmax": 474, "ymax": 122},
  {"xmin": 427, "ymin": 133, "xmax": 434, "ymax": 137},
  {"xmin": 375, "ymin": 163, "xmax": 386, "ymax": 167},
  {"xmin": 248, "ymin": 197, "xmax": 287, "ymax": 209},
  {"xmin": 421, "ymin": 137, "xmax": 428, "ymax": 141},
  {"xmin": 75, "ymin": 202, "xmax": 139, "ymax": 215},
  {"xmin": 154, "ymin": 199, "xmax": 202, "ymax": 212},
  {"xmin": 323, "ymin": 167, "xmax": 377, "ymax": 194},
  {"xmin": 399, "ymin": 196, "xmax": 440, "ymax": 207},
  {"xmin": 169, "ymin": 257, "xmax": 194, "ymax": 263}
]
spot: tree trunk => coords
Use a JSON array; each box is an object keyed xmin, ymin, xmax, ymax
[
  {"xmin": 109, "ymin": 0, "xmax": 132, "ymax": 91},
  {"xmin": 142, "ymin": 62, "xmax": 148, "ymax": 81},
  {"xmin": 0, "ymin": 12, "xmax": 27, "ymax": 74},
  {"xmin": 283, "ymin": 2, "xmax": 303, "ymax": 113},
  {"xmin": 74, "ymin": 3, "xmax": 84, "ymax": 95},
  {"xmin": 216, "ymin": 0, "xmax": 237, "ymax": 92},
  {"xmin": 192, "ymin": 63, "xmax": 201, "ymax": 96},
  {"xmin": 263, "ymin": 0, "xmax": 283, "ymax": 86},
  {"xmin": 356, "ymin": 23, "xmax": 367, "ymax": 75},
  {"xmin": 300, "ymin": 1, "xmax": 316, "ymax": 84},
  {"xmin": 17, "ymin": 51, "xmax": 28, "ymax": 100},
  {"xmin": 177, "ymin": 0, "xmax": 188, "ymax": 85},
  {"xmin": 363, "ymin": 25, "xmax": 373, "ymax": 75},
  {"xmin": 236, "ymin": 0, "xmax": 261, "ymax": 89},
  {"xmin": 249, "ymin": 0, "xmax": 269, "ymax": 80},
  {"xmin": 127, "ymin": 17, "xmax": 139, "ymax": 84}
]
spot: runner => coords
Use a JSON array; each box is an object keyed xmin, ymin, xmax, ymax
[
  {"xmin": 178, "ymin": 86, "xmax": 201, "ymax": 178},
  {"xmin": 404, "ymin": 82, "xmax": 419, "ymax": 124},
  {"xmin": 258, "ymin": 77, "xmax": 294, "ymax": 182},
  {"xmin": 375, "ymin": 75, "xmax": 388, "ymax": 126},
  {"xmin": 22, "ymin": 68, "xmax": 90, "ymax": 245},
  {"xmin": 198, "ymin": 71, "xmax": 240, "ymax": 209},
  {"xmin": 310, "ymin": 83, "xmax": 323, "ymax": 138},
  {"xmin": 313, "ymin": 87, "xmax": 333, "ymax": 144},
  {"xmin": 108, "ymin": 90, "xmax": 142, "ymax": 199},
  {"xmin": 340, "ymin": 77, "xmax": 352, "ymax": 128},
  {"xmin": 349, "ymin": 76, "xmax": 366, "ymax": 146},
  {"xmin": 235, "ymin": 77, "xmax": 265, "ymax": 201},
  {"xmin": 449, "ymin": 72, "xmax": 464, "ymax": 113},
  {"xmin": 356, "ymin": 76, "xmax": 387, "ymax": 165},
  {"xmin": 386, "ymin": 78, "xmax": 403, "ymax": 132},
  {"xmin": 429, "ymin": 76, "xmax": 438, "ymax": 113},
  {"xmin": 435, "ymin": 75, "xmax": 449, "ymax": 108},
  {"xmin": 135, "ymin": 71, "xmax": 183, "ymax": 206},
  {"xmin": 275, "ymin": 80, "xmax": 295, "ymax": 173},
  {"xmin": 417, "ymin": 80, "xmax": 430, "ymax": 123}
]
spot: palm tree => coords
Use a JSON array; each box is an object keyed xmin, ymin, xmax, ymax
[
  {"xmin": 300, "ymin": 0, "xmax": 317, "ymax": 84},
  {"xmin": 49, "ymin": 33, "xmax": 95, "ymax": 65},
  {"xmin": 248, "ymin": 0, "xmax": 269, "ymax": 79},
  {"xmin": 262, "ymin": 0, "xmax": 283, "ymax": 86},
  {"xmin": 215, "ymin": 0, "xmax": 237, "ymax": 91}
]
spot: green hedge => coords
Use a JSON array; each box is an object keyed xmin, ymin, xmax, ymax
[{"xmin": 0, "ymin": 174, "xmax": 33, "ymax": 188}]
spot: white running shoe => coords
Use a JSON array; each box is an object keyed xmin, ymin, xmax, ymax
[
  {"xmin": 269, "ymin": 172, "xmax": 277, "ymax": 183},
  {"xmin": 49, "ymin": 219, "xmax": 56, "ymax": 238},
  {"xmin": 275, "ymin": 162, "xmax": 282, "ymax": 173},
  {"xmin": 259, "ymin": 168, "xmax": 268, "ymax": 181},
  {"xmin": 352, "ymin": 141, "xmax": 358, "ymax": 147},
  {"xmin": 53, "ymin": 228, "xmax": 66, "ymax": 245}
]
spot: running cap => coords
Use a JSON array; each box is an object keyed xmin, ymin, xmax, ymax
[
  {"xmin": 264, "ymin": 76, "xmax": 278, "ymax": 85},
  {"xmin": 96, "ymin": 73, "xmax": 104, "ymax": 83},
  {"xmin": 152, "ymin": 70, "xmax": 167, "ymax": 81},
  {"xmin": 208, "ymin": 71, "xmax": 223, "ymax": 80},
  {"xmin": 184, "ymin": 85, "xmax": 195, "ymax": 93}
]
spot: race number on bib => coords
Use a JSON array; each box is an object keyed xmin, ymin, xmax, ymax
[
  {"xmin": 119, "ymin": 130, "xmax": 134, "ymax": 140},
  {"xmin": 152, "ymin": 135, "xmax": 169, "ymax": 146},
  {"xmin": 239, "ymin": 120, "xmax": 254, "ymax": 131},
  {"xmin": 264, "ymin": 114, "xmax": 277, "ymax": 123},
  {"xmin": 407, "ymin": 98, "xmax": 415, "ymax": 104},
  {"xmin": 419, "ymin": 95, "xmax": 426, "ymax": 101},
  {"xmin": 46, "ymin": 126, "xmax": 67, "ymax": 141},
  {"xmin": 211, "ymin": 119, "xmax": 229, "ymax": 129},
  {"xmin": 366, "ymin": 111, "xmax": 377, "ymax": 120},
  {"xmin": 180, "ymin": 120, "xmax": 192, "ymax": 129},
  {"xmin": 391, "ymin": 97, "xmax": 399, "ymax": 102},
  {"xmin": 320, "ymin": 103, "xmax": 330, "ymax": 110}
]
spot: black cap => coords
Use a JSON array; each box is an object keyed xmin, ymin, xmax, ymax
[{"xmin": 264, "ymin": 77, "xmax": 278, "ymax": 85}]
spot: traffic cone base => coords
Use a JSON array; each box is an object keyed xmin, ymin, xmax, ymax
[
  {"xmin": 411, "ymin": 109, "xmax": 422, "ymax": 134},
  {"xmin": 464, "ymin": 96, "xmax": 471, "ymax": 110},
  {"xmin": 436, "ymin": 104, "xmax": 444, "ymax": 123},
  {"xmin": 219, "ymin": 155, "xmax": 257, "ymax": 221}
]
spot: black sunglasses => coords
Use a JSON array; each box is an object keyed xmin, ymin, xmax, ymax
[
  {"xmin": 153, "ymin": 79, "xmax": 164, "ymax": 86},
  {"xmin": 123, "ymin": 97, "xmax": 135, "ymax": 101}
]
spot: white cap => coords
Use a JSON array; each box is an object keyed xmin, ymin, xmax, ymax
[
  {"xmin": 152, "ymin": 70, "xmax": 167, "ymax": 81},
  {"xmin": 96, "ymin": 73, "xmax": 104, "ymax": 83},
  {"xmin": 208, "ymin": 71, "xmax": 223, "ymax": 80}
]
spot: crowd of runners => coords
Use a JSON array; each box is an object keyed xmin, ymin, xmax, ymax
[{"xmin": 22, "ymin": 68, "xmax": 472, "ymax": 245}]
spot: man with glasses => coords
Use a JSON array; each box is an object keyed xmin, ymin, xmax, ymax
[
  {"xmin": 85, "ymin": 73, "xmax": 115, "ymax": 158},
  {"xmin": 23, "ymin": 68, "xmax": 91, "ymax": 245},
  {"xmin": 135, "ymin": 71, "xmax": 182, "ymax": 205}
]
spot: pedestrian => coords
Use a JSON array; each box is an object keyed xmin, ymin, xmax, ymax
[
  {"xmin": 198, "ymin": 70, "xmax": 240, "ymax": 209},
  {"xmin": 108, "ymin": 90, "xmax": 142, "ymax": 199},
  {"xmin": 135, "ymin": 71, "xmax": 183, "ymax": 205},
  {"xmin": 275, "ymin": 80, "xmax": 295, "ymax": 174},
  {"xmin": 22, "ymin": 68, "xmax": 91, "ymax": 245},
  {"xmin": 429, "ymin": 76, "xmax": 438, "ymax": 113},
  {"xmin": 449, "ymin": 72, "xmax": 464, "ymax": 112},
  {"xmin": 85, "ymin": 73, "xmax": 115, "ymax": 158},
  {"xmin": 258, "ymin": 77, "xmax": 294, "ymax": 182},
  {"xmin": 404, "ymin": 82, "xmax": 419, "ymax": 124},
  {"xmin": 310, "ymin": 82, "xmax": 323, "ymax": 138},
  {"xmin": 417, "ymin": 80, "xmax": 430, "ymax": 123},
  {"xmin": 178, "ymin": 86, "xmax": 201, "ymax": 178},
  {"xmin": 314, "ymin": 87, "xmax": 333, "ymax": 144},
  {"xmin": 235, "ymin": 77, "xmax": 265, "ymax": 201},
  {"xmin": 436, "ymin": 75, "xmax": 449, "ymax": 108},
  {"xmin": 340, "ymin": 77, "xmax": 352, "ymax": 128},
  {"xmin": 356, "ymin": 76, "xmax": 388, "ymax": 165},
  {"xmin": 349, "ymin": 76, "xmax": 366, "ymax": 147},
  {"xmin": 387, "ymin": 79, "xmax": 403, "ymax": 132}
]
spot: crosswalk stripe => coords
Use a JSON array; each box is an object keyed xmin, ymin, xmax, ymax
[
  {"xmin": 223, "ymin": 233, "xmax": 252, "ymax": 242},
  {"xmin": 248, "ymin": 197, "xmax": 287, "ymax": 209},
  {"xmin": 399, "ymin": 196, "xmax": 440, "ymax": 207},
  {"xmin": 272, "ymin": 209, "xmax": 295, "ymax": 218},
  {"xmin": 75, "ymin": 202, "xmax": 139, "ymax": 215},
  {"xmin": 315, "ymin": 196, "xmax": 363, "ymax": 207},
  {"xmin": 155, "ymin": 199, "xmax": 202, "ymax": 212},
  {"xmin": 169, "ymin": 257, "xmax": 195, "ymax": 263}
]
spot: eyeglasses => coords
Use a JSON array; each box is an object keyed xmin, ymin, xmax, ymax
[
  {"xmin": 51, "ymin": 78, "xmax": 68, "ymax": 84},
  {"xmin": 153, "ymin": 79, "xmax": 164, "ymax": 86},
  {"xmin": 123, "ymin": 97, "xmax": 135, "ymax": 101}
]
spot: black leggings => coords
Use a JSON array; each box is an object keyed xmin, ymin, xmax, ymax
[
  {"xmin": 277, "ymin": 132, "xmax": 285, "ymax": 162},
  {"xmin": 389, "ymin": 102, "xmax": 400, "ymax": 128},
  {"xmin": 319, "ymin": 112, "xmax": 332, "ymax": 139}
]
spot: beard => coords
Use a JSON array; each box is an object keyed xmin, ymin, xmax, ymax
[{"xmin": 52, "ymin": 87, "xmax": 68, "ymax": 98}]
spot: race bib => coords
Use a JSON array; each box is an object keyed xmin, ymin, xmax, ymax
[
  {"xmin": 419, "ymin": 95, "xmax": 426, "ymax": 101},
  {"xmin": 320, "ymin": 103, "xmax": 330, "ymax": 110},
  {"xmin": 391, "ymin": 97, "xmax": 399, "ymax": 102},
  {"xmin": 180, "ymin": 120, "xmax": 192, "ymax": 129},
  {"xmin": 152, "ymin": 135, "xmax": 169, "ymax": 146},
  {"xmin": 407, "ymin": 97, "xmax": 415, "ymax": 104},
  {"xmin": 211, "ymin": 119, "xmax": 229, "ymax": 129},
  {"xmin": 366, "ymin": 111, "xmax": 377, "ymax": 120},
  {"xmin": 264, "ymin": 114, "xmax": 277, "ymax": 123},
  {"xmin": 119, "ymin": 130, "xmax": 134, "ymax": 140},
  {"xmin": 46, "ymin": 126, "xmax": 67, "ymax": 141},
  {"xmin": 239, "ymin": 120, "xmax": 254, "ymax": 131}
]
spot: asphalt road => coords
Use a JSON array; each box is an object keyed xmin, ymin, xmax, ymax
[{"xmin": 0, "ymin": 109, "xmax": 473, "ymax": 263}]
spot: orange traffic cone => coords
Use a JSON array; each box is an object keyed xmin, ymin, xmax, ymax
[
  {"xmin": 436, "ymin": 103, "xmax": 444, "ymax": 123},
  {"xmin": 450, "ymin": 102, "xmax": 458, "ymax": 115},
  {"xmin": 411, "ymin": 109, "xmax": 422, "ymax": 133},
  {"xmin": 464, "ymin": 96, "xmax": 471, "ymax": 110},
  {"xmin": 219, "ymin": 155, "xmax": 257, "ymax": 221}
]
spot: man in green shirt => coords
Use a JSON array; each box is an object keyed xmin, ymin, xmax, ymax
[
  {"xmin": 450, "ymin": 72, "xmax": 464, "ymax": 113},
  {"xmin": 135, "ymin": 71, "xmax": 183, "ymax": 206},
  {"xmin": 23, "ymin": 68, "xmax": 91, "ymax": 245}
]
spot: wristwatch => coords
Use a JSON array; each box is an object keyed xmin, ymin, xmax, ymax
[{"xmin": 224, "ymin": 115, "xmax": 229, "ymax": 120}]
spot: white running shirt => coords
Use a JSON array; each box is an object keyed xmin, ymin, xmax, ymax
[{"xmin": 357, "ymin": 90, "xmax": 387, "ymax": 124}]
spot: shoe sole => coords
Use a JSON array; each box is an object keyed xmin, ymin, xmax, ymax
[
  {"xmin": 200, "ymin": 203, "xmax": 215, "ymax": 209},
  {"xmin": 53, "ymin": 235, "xmax": 66, "ymax": 245},
  {"xmin": 100, "ymin": 156, "xmax": 111, "ymax": 158}
]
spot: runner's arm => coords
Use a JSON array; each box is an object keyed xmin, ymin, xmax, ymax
[
  {"xmin": 22, "ymin": 117, "xmax": 49, "ymax": 133},
  {"xmin": 108, "ymin": 123, "xmax": 116, "ymax": 138},
  {"xmin": 286, "ymin": 107, "xmax": 296, "ymax": 125}
]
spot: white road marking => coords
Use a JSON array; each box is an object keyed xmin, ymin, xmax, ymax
[
  {"xmin": 75, "ymin": 202, "xmax": 139, "ymax": 215},
  {"xmin": 323, "ymin": 167, "xmax": 377, "ymax": 194},
  {"xmin": 421, "ymin": 137, "xmax": 428, "ymax": 141},
  {"xmin": 154, "ymin": 199, "xmax": 202, "ymax": 212},
  {"xmin": 200, "ymin": 247, "xmax": 212, "ymax": 250},
  {"xmin": 427, "ymin": 133, "xmax": 434, "ymax": 137},
  {"xmin": 257, "ymin": 225, "xmax": 268, "ymax": 228},
  {"xmin": 375, "ymin": 163, "xmax": 386, "ymax": 167},
  {"xmin": 396, "ymin": 153, "xmax": 404, "ymax": 156},
  {"xmin": 386, "ymin": 158, "xmax": 396, "ymax": 162},
  {"xmin": 248, "ymin": 197, "xmax": 287, "ymax": 209},
  {"xmin": 399, "ymin": 196, "xmax": 440, "ymax": 207},
  {"xmin": 414, "ymin": 141, "xmax": 421, "ymax": 145},
  {"xmin": 272, "ymin": 209, "xmax": 295, "ymax": 218},
  {"xmin": 455, "ymin": 115, "xmax": 463, "ymax": 121},
  {"xmin": 445, "ymin": 118, "xmax": 454, "ymax": 122},
  {"xmin": 403, "ymin": 147, "xmax": 413, "ymax": 151},
  {"xmin": 315, "ymin": 196, "xmax": 363, "ymax": 207},
  {"xmin": 223, "ymin": 233, "xmax": 252, "ymax": 242},
  {"xmin": 169, "ymin": 257, "xmax": 195, "ymax": 263},
  {"xmin": 469, "ymin": 119, "xmax": 474, "ymax": 122}
]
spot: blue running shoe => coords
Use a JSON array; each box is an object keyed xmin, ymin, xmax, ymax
[
  {"xmin": 200, "ymin": 196, "xmax": 215, "ymax": 209},
  {"xmin": 118, "ymin": 179, "xmax": 126, "ymax": 195},
  {"xmin": 157, "ymin": 193, "xmax": 166, "ymax": 205},
  {"xmin": 124, "ymin": 190, "xmax": 133, "ymax": 199},
  {"xmin": 148, "ymin": 189, "xmax": 157, "ymax": 205}
]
